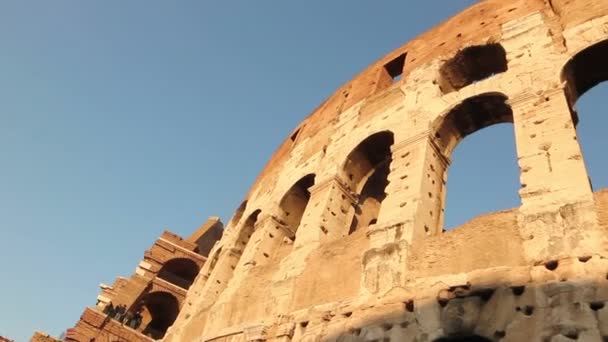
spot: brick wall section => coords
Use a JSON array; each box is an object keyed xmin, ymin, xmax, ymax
[
  {"xmin": 29, "ymin": 332, "xmax": 61, "ymax": 342},
  {"xmin": 65, "ymin": 308, "xmax": 153, "ymax": 342},
  {"xmin": 58, "ymin": 218, "xmax": 223, "ymax": 342}
]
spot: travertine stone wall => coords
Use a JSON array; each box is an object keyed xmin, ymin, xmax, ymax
[{"xmin": 163, "ymin": 1, "xmax": 608, "ymax": 341}]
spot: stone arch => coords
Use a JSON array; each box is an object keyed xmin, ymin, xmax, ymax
[
  {"xmin": 234, "ymin": 209, "xmax": 261, "ymax": 255},
  {"xmin": 342, "ymin": 131, "xmax": 394, "ymax": 234},
  {"xmin": 278, "ymin": 174, "xmax": 315, "ymax": 240},
  {"xmin": 227, "ymin": 200, "xmax": 248, "ymax": 229},
  {"xmin": 432, "ymin": 93, "xmax": 513, "ymax": 157},
  {"xmin": 430, "ymin": 93, "xmax": 516, "ymax": 230},
  {"xmin": 157, "ymin": 258, "xmax": 199, "ymax": 290},
  {"xmin": 562, "ymin": 39, "xmax": 608, "ymax": 190},
  {"xmin": 562, "ymin": 39, "xmax": 608, "ymax": 107},
  {"xmin": 438, "ymin": 43, "xmax": 508, "ymax": 93},
  {"xmin": 139, "ymin": 291, "xmax": 179, "ymax": 340}
]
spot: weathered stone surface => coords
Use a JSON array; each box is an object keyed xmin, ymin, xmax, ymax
[
  {"xmin": 41, "ymin": 0, "xmax": 608, "ymax": 341},
  {"xmin": 158, "ymin": 0, "xmax": 608, "ymax": 338}
]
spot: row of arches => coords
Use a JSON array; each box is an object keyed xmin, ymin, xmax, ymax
[
  {"xmin": 227, "ymin": 38, "xmax": 608, "ymax": 245},
  {"xmin": 185, "ymin": 38, "xmax": 608, "ymax": 342}
]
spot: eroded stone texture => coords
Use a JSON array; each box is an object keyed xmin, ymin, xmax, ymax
[
  {"xmin": 42, "ymin": 0, "xmax": 608, "ymax": 341},
  {"xmin": 160, "ymin": 1, "xmax": 608, "ymax": 341}
]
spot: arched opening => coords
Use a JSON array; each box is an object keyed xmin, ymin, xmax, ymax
[
  {"xmin": 562, "ymin": 40, "xmax": 608, "ymax": 191},
  {"xmin": 139, "ymin": 292, "xmax": 179, "ymax": 340},
  {"xmin": 343, "ymin": 131, "xmax": 394, "ymax": 234},
  {"xmin": 157, "ymin": 258, "xmax": 199, "ymax": 290},
  {"xmin": 278, "ymin": 174, "xmax": 315, "ymax": 240},
  {"xmin": 434, "ymin": 335, "xmax": 492, "ymax": 342},
  {"xmin": 235, "ymin": 210, "xmax": 261, "ymax": 255},
  {"xmin": 432, "ymin": 93, "xmax": 518, "ymax": 229},
  {"xmin": 205, "ymin": 247, "xmax": 222, "ymax": 278},
  {"xmin": 439, "ymin": 43, "xmax": 508, "ymax": 93},
  {"xmin": 227, "ymin": 200, "xmax": 248, "ymax": 229}
]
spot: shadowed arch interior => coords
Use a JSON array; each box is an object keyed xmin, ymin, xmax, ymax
[
  {"xmin": 343, "ymin": 131, "xmax": 394, "ymax": 234},
  {"xmin": 439, "ymin": 43, "xmax": 508, "ymax": 93},
  {"xmin": 562, "ymin": 39, "xmax": 608, "ymax": 191},
  {"xmin": 157, "ymin": 258, "xmax": 199, "ymax": 290},
  {"xmin": 432, "ymin": 93, "xmax": 513, "ymax": 157},
  {"xmin": 235, "ymin": 210, "xmax": 261, "ymax": 255},
  {"xmin": 140, "ymin": 291, "xmax": 179, "ymax": 340},
  {"xmin": 279, "ymin": 174, "xmax": 315, "ymax": 240},
  {"xmin": 562, "ymin": 39, "xmax": 608, "ymax": 106}
]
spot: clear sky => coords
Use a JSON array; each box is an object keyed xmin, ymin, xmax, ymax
[{"xmin": 1, "ymin": 1, "xmax": 607, "ymax": 341}]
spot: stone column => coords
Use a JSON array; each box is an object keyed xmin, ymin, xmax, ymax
[
  {"xmin": 237, "ymin": 214, "xmax": 293, "ymax": 268},
  {"xmin": 294, "ymin": 175, "xmax": 357, "ymax": 247},
  {"xmin": 362, "ymin": 133, "xmax": 448, "ymax": 294},
  {"xmin": 511, "ymin": 89, "xmax": 592, "ymax": 210},
  {"xmin": 511, "ymin": 89, "xmax": 605, "ymax": 261}
]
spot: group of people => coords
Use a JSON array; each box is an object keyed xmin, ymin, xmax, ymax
[{"xmin": 102, "ymin": 302, "xmax": 144, "ymax": 330}]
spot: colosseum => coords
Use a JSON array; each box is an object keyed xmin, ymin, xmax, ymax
[{"xmin": 41, "ymin": 0, "xmax": 608, "ymax": 341}]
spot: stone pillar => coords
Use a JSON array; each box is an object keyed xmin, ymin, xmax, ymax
[
  {"xmin": 511, "ymin": 89, "xmax": 605, "ymax": 261},
  {"xmin": 511, "ymin": 89, "xmax": 592, "ymax": 210},
  {"xmin": 294, "ymin": 175, "xmax": 357, "ymax": 247},
  {"xmin": 238, "ymin": 214, "xmax": 293, "ymax": 268},
  {"xmin": 362, "ymin": 133, "xmax": 448, "ymax": 294},
  {"xmin": 269, "ymin": 176, "xmax": 358, "ymax": 312}
]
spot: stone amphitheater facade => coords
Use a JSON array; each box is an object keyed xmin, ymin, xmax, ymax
[{"xmin": 160, "ymin": 1, "xmax": 608, "ymax": 341}]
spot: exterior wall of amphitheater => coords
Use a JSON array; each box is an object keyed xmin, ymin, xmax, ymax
[{"xmin": 163, "ymin": 1, "xmax": 608, "ymax": 341}]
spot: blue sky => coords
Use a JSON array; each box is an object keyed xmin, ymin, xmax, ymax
[{"xmin": 1, "ymin": 1, "xmax": 607, "ymax": 341}]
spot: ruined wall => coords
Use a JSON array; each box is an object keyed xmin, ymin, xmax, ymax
[
  {"xmin": 163, "ymin": 0, "xmax": 608, "ymax": 341},
  {"xmin": 61, "ymin": 219, "xmax": 223, "ymax": 342},
  {"xmin": 29, "ymin": 332, "xmax": 60, "ymax": 342}
]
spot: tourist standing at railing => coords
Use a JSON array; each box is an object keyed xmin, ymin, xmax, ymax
[{"xmin": 114, "ymin": 304, "xmax": 126, "ymax": 322}]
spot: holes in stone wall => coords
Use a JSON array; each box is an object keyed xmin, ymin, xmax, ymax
[
  {"xmin": 376, "ymin": 53, "xmax": 407, "ymax": 93},
  {"xmin": 494, "ymin": 331, "xmax": 506, "ymax": 339},
  {"xmin": 385, "ymin": 53, "xmax": 407, "ymax": 82},
  {"xmin": 405, "ymin": 299, "xmax": 415, "ymax": 313},
  {"xmin": 579, "ymin": 256, "xmax": 592, "ymax": 263},
  {"xmin": 438, "ymin": 43, "xmax": 507, "ymax": 93},
  {"xmin": 511, "ymin": 286, "xmax": 525, "ymax": 296},
  {"xmin": 475, "ymin": 288, "xmax": 495, "ymax": 302},
  {"xmin": 545, "ymin": 260, "xmax": 559, "ymax": 271},
  {"xmin": 523, "ymin": 305, "xmax": 534, "ymax": 316},
  {"xmin": 290, "ymin": 128, "xmax": 301, "ymax": 142},
  {"xmin": 590, "ymin": 302, "xmax": 605, "ymax": 311},
  {"xmin": 562, "ymin": 330, "xmax": 579, "ymax": 340}
]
